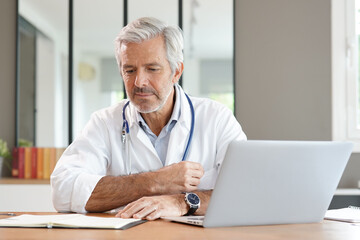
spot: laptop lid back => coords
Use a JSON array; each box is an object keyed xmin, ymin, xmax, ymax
[{"xmin": 203, "ymin": 140, "xmax": 353, "ymax": 228}]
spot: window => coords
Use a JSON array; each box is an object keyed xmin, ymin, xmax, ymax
[
  {"xmin": 333, "ymin": 0, "xmax": 360, "ymax": 152},
  {"xmin": 18, "ymin": 0, "xmax": 69, "ymax": 147},
  {"xmin": 182, "ymin": 0, "xmax": 234, "ymax": 112},
  {"xmin": 17, "ymin": 0, "xmax": 235, "ymax": 145}
]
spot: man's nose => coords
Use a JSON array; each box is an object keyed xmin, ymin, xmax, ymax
[{"xmin": 134, "ymin": 70, "xmax": 148, "ymax": 87}]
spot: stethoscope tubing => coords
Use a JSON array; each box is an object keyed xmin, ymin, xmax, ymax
[{"xmin": 182, "ymin": 93, "xmax": 195, "ymax": 161}]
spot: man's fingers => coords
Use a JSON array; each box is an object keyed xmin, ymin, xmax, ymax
[
  {"xmin": 117, "ymin": 199, "xmax": 147, "ymax": 218},
  {"xmin": 184, "ymin": 184, "xmax": 198, "ymax": 192},
  {"xmin": 188, "ymin": 176, "xmax": 201, "ymax": 186},
  {"xmin": 182, "ymin": 161, "xmax": 204, "ymax": 171},
  {"xmin": 155, "ymin": 161, "xmax": 204, "ymax": 194},
  {"xmin": 117, "ymin": 197, "xmax": 162, "ymax": 219},
  {"xmin": 116, "ymin": 204, "xmax": 132, "ymax": 217},
  {"xmin": 133, "ymin": 205, "xmax": 158, "ymax": 219},
  {"xmin": 188, "ymin": 169, "xmax": 204, "ymax": 179},
  {"xmin": 146, "ymin": 209, "xmax": 162, "ymax": 220}
]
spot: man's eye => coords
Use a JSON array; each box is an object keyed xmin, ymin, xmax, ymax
[
  {"xmin": 149, "ymin": 68, "xmax": 159, "ymax": 72},
  {"xmin": 125, "ymin": 70, "xmax": 134, "ymax": 74}
]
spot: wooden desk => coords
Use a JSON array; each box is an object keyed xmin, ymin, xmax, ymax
[{"xmin": 1, "ymin": 212, "xmax": 360, "ymax": 240}]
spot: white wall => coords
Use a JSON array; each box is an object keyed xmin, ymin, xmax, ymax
[
  {"xmin": 235, "ymin": 0, "xmax": 332, "ymax": 141},
  {"xmin": 0, "ymin": 184, "xmax": 54, "ymax": 212},
  {"xmin": 0, "ymin": 0, "xmax": 16, "ymax": 155}
]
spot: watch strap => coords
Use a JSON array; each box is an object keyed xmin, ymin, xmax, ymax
[{"xmin": 185, "ymin": 206, "xmax": 198, "ymax": 216}]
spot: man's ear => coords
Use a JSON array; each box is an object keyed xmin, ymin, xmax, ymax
[{"xmin": 172, "ymin": 62, "xmax": 184, "ymax": 84}]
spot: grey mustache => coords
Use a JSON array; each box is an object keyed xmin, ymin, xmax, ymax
[{"xmin": 133, "ymin": 87, "xmax": 156, "ymax": 94}]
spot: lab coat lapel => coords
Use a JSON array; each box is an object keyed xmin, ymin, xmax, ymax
[
  {"xmin": 127, "ymin": 102, "xmax": 161, "ymax": 166},
  {"xmin": 165, "ymin": 123, "xmax": 189, "ymax": 165},
  {"xmin": 134, "ymin": 124, "xmax": 158, "ymax": 158},
  {"xmin": 165, "ymin": 85, "xmax": 192, "ymax": 165}
]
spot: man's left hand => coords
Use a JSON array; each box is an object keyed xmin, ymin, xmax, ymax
[{"xmin": 116, "ymin": 194, "xmax": 188, "ymax": 220}]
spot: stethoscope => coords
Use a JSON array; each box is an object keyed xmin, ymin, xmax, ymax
[{"xmin": 122, "ymin": 93, "xmax": 195, "ymax": 173}]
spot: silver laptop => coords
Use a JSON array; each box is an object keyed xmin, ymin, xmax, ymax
[{"xmin": 163, "ymin": 140, "xmax": 353, "ymax": 227}]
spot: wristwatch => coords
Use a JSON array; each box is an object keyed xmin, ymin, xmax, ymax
[{"xmin": 184, "ymin": 192, "xmax": 200, "ymax": 216}]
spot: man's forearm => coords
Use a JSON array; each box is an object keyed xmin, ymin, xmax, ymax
[
  {"xmin": 85, "ymin": 172, "xmax": 157, "ymax": 212},
  {"xmin": 85, "ymin": 161, "xmax": 205, "ymax": 213}
]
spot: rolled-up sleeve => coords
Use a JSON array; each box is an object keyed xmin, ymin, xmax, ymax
[{"xmin": 51, "ymin": 112, "xmax": 111, "ymax": 213}]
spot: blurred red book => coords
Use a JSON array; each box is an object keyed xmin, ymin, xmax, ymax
[
  {"xmin": 31, "ymin": 147, "xmax": 37, "ymax": 179},
  {"xmin": 18, "ymin": 147, "xmax": 25, "ymax": 178},
  {"xmin": 12, "ymin": 148, "xmax": 19, "ymax": 178}
]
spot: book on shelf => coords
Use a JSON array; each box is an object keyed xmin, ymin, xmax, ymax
[
  {"xmin": 18, "ymin": 147, "xmax": 25, "ymax": 179},
  {"xmin": 0, "ymin": 214, "xmax": 146, "ymax": 230},
  {"xmin": 43, "ymin": 148, "xmax": 50, "ymax": 180},
  {"xmin": 11, "ymin": 148, "xmax": 18, "ymax": 177},
  {"xmin": 31, "ymin": 147, "xmax": 37, "ymax": 179},
  {"xmin": 24, "ymin": 147, "xmax": 32, "ymax": 179},
  {"xmin": 37, "ymin": 148, "xmax": 44, "ymax": 179}
]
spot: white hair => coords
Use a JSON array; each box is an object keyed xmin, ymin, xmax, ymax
[{"xmin": 114, "ymin": 17, "xmax": 184, "ymax": 74}]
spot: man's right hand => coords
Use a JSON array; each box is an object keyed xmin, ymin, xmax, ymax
[{"xmin": 152, "ymin": 161, "xmax": 204, "ymax": 194}]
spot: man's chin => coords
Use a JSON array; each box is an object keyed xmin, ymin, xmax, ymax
[
  {"xmin": 134, "ymin": 103, "xmax": 160, "ymax": 114},
  {"xmin": 130, "ymin": 89, "xmax": 171, "ymax": 114}
]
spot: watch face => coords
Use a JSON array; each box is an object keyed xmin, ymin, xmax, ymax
[{"xmin": 187, "ymin": 193, "xmax": 200, "ymax": 205}]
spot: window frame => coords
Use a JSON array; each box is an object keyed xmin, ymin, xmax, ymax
[{"xmin": 332, "ymin": 0, "xmax": 360, "ymax": 152}]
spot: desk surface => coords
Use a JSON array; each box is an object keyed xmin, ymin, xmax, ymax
[{"xmin": 1, "ymin": 212, "xmax": 360, "ymax": 240}]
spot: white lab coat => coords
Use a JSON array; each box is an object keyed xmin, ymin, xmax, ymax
[{"xmin": 51, "ymin": 85, "xmax": 247, "ymax": 213}]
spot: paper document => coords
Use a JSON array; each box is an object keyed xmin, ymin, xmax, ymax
[
  {"xmin": 0, "ymin": 214, "xmax": 146, "ymax": 229},
  {"xmin": 324, "ymin": 207, "xmax": 360, "ymax": 223}
]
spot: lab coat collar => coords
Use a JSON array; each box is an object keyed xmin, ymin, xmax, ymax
[{"xmin": 175, "ymin": 84, "xmax": 192, "ymax": 131}]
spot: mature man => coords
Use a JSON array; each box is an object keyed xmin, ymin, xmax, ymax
[{"xmin": 51, "ymin": 17, "xmax": 246, "ymax": 220}]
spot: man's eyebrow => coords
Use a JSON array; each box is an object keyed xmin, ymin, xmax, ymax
[
  {"xmin": 122, "ymin": 63, "xmax": 162, "ymax": 69},
  {"xmin": 122, "ymin": 64, "xmax": 134, "ymax": 69},
  {"xmin": 145, "ymin": 63, "xmax": 162, "ymax": 67}
]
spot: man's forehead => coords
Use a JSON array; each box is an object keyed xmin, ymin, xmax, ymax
[{"xmin": 119, "ymin": 37, "xmax": 167, "ymax": 66}]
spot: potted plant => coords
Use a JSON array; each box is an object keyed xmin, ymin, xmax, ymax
[{"xmin": 0, "ymin": 138, "xmax": 12, "ymax": 177}]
